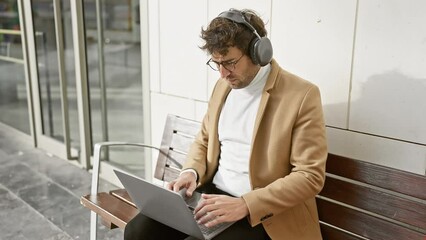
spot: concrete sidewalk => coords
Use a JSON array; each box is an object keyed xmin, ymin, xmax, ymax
[{"xmin": 0, "ymin": 123, "xmax": 123, "ymax": 240}]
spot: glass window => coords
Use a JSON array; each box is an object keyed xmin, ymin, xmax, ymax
[{"xmin": 0, "ymin": 0, "xmax": 30, "ymax": 134}]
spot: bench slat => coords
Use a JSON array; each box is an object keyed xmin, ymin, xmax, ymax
[
  {"xmin": 319, "ymin": 176, "xmax": 426, "ymax": 230},
  {"xmin": 170, "ymin": 133, "xmax": 194, "ymax": 154},
  {"xmin": 317, "ymin": 197, "xmax": 425, "ymax": 240},
  {"xmin": 173, "ymin": 115, "xmax": 201, "ymax": 137},
  {"xmin": 80, "ymin": 193, "xmax": 138, "ymax": 229},
  {"xmin": 163, "ymin": 167, "xmax": 181, "ymax": 183},
  {"xmin": 326, "ymin": 154, "xmax": 426, "ymax": 200},
  {"xmin": 110, "ymin": 189, "xmax": 136, "ymax": 208},
  {"xmin": 166, "ymin": 150, "xmax": 187, "ymax": 169},
  {"xmin": 319, "ymin": 224, "xmax": 362, "ymax": 240}
]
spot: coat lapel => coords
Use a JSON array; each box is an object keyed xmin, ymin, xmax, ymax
[
  {"xmin": 251, "ymin": 60, "xmax": 279, "ymax": 146},
  {"xmin": 209, "ymin": 82, "xmax": 231, "ymax": 162}
]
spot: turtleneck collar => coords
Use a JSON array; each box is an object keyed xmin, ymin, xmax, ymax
[{"xmin": 235, "ymin": 63, "xmax": 271, "ymax": 95}]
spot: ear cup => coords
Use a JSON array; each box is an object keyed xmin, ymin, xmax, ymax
[
  {"xmin": 250, "ymin": 37, "xmax": 273, "ymax": 66},
  {"xmin": 249, "ymin": 37, "xmax": 260, "ymax": 65}
]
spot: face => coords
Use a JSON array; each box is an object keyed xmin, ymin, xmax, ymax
[{"xmin": 210, "ymin": 47, "xmax": 260, "ymax": 89}]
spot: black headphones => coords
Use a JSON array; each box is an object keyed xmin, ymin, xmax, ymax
[{"xmin": 218, "ymin": 9, "xmax": 273, "ymax": 66}]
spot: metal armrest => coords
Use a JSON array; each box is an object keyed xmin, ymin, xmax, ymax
[
  {"xmin": 90, "ymin": 142, "xmax": 159, "ymax": 240},
  {"xmin": 91, "ymin": 142, "xmax": 158, "ymax": 196}
]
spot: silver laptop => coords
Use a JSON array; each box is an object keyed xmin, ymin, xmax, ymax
[{"xmin": 114, "ymin": 169, "xmax": 235, "ymax": 240}]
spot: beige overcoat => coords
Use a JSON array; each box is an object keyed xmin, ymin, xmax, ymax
[{"xmin": 183, "ymin": 59, "xmax": 327, "ymax": 240}]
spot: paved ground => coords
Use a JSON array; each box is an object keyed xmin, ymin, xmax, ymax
[{"xmin": 0, "ymin": 123, "xmax": 123, "ymax": 240}]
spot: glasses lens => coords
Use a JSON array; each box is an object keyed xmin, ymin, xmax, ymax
[
  {"xmin": 207, "ymin": 59, "xmax": 219, "ymax": 71},
  {"xmin": 206, "ymin": 58, "xmax": 238, "ymax": 72},
  {"xmin": 222, "ymin": 62, "xmax": 234, "ymax": 71}
]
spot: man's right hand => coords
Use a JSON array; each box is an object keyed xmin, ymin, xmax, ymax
[{"xmin": 166, "ymin": 171, "xmax": 197, "ymax": 197}]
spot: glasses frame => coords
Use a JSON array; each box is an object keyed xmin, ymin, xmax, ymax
[{"xmin": 206, "ymin": 54, "xmax": 244, "ymax": 72}]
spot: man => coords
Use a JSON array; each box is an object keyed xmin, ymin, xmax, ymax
[{"xmin": 125, "ymin": 8, "xmax": 327, "ymax": 240}]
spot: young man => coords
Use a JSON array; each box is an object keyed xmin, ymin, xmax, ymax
[{"xmin": 125, "ymin": 9, "xmax": 327, "ymax": 240}]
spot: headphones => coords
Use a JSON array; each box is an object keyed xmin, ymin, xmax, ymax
[{"xmin": 218, "ymin": 9, "xmax": 273, "ymax": 66}]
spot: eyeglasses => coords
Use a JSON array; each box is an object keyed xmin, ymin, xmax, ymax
[{"xmin": 206, "ymin": 54, "xmax": 244, "ymax": 72}]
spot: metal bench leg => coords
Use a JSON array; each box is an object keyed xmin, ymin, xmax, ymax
[{"xmin": 90, "ymin": 211, "xmax": 98, "ymax": 240}]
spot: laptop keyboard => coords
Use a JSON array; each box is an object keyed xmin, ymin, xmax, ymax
[{"xmin": 198, "ymin": 221, "xmax": 227, "ymax": 235}]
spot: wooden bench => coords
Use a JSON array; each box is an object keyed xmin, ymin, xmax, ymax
[{"xmin": 81, "ymin": 114, "xmax": 426, "ymax": 240}]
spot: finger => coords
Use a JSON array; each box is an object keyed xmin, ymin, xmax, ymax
[
  {"xmin": 194, "ymin": 195, "xmax": 210, "ymax": 212},
  {"xmin": 197, "ymin": 211, "xmax": 217, "ymax": 225},
  {"xmin": 194, "ymin": 198, "xmax": 213, "ymax": 214},
  {"xmin": 194, "ymin": 202, "xmax": 215, "ymax": 219},
  {"xmin": 199, "ymin": 208, "xmax": 225, "ymax": 227},
  {"xmin": 166, "ymin": 181, "xmax": 175, "ymax": 190},
  {"xmin": 186, "ymin": 182, "xmax": 197, "ymax": 197},
  {"xmin": 204, "ymin": 215, "xmax": 223, "ymax": 228},
  {"xmin": 201, "ymin": 193, "xmax": 220, "ymax": 199},
  {"xmin": 194, "ymin": 200, "xmax": 220, "ymax": 220},
  {"xmin": 194, "ymin": 204, "xmax": 208, "ymax": 219},
  {"xmin": 172, "ymin": 181, "xmax": 183, "ymax": 192}
]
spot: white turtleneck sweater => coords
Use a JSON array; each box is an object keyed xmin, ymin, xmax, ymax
[{"xmin": 212, "ymin": 64, "xmax": 271, "ymax": 196}]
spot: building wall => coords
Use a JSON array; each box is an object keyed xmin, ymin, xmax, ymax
[{"xmin": 146, "ymin": 0, "xmax": 426, "ymax": 175}]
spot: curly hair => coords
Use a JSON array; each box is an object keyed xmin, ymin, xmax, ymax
[{"xmin": 200, "ymin": 9, "xmax": 267, "ymax": 57}]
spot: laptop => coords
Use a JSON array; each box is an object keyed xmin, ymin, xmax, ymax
[{"xmin": 114, "ymin": 169, "xmax": 235, "ymax": 240}]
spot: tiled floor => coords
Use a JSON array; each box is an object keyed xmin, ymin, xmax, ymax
[{"xmin": 0, "ymin": 123, "xmax": 123, "ymax": 240}]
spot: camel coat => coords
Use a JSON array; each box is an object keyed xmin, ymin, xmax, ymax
[{"xmin": 183, "ymin": 59, "xmax": 327, "ymax": 240}]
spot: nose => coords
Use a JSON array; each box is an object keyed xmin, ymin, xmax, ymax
[{"xmin": 219, "ymin": 65, "xmax": 231, "ymax": 78}]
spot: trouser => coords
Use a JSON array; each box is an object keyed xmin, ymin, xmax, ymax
[{"xmin": 124, "ymin": 183, "xmax": 271, "ymax": 240}]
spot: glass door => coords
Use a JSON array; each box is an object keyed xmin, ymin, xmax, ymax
[
  {"xmin": 0, "ymin": 1, "xmax": 32, "ymax": 135},
  {"xmin": 82, "ymin": 0, "xmax": 149, "ymax": 180},
  {"xmin": 24, "ymin": 0, "xmax": 80, "ymax": 161},
  {"xmin": 22, "ymin": 0, "xmax": 150, "ymax": 181}
]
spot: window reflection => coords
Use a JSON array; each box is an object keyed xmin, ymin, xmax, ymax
[
  {"xmin": 83, "ymin": 0, "xmax": 144, "ymax": 175},
  {"xmin": 85, "ymin": 0, "xmax": 133, "ymax": 32}
]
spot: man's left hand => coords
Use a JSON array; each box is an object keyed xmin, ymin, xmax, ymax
[{"xmin": 193, "ymin": 194, "xmax": 249, "ymax": 227}]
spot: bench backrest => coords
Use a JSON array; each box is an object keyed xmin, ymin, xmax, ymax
[
  {"xmin": 152, "ymin": 114, "xmax": 426, "ymax": 240},
  {"xmin": 154, "ymin": 114, "xmax": 201, "ymax": 182},
  {"xmin": 317, "ymin": 154, "xmax": 426, "ymax": 240}
]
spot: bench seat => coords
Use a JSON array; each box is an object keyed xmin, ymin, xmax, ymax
[{"xmin": 81, "ymin": 192, "xmax": 138, "ymax": 229}]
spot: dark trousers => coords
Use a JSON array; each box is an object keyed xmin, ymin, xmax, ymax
[{"xmin": 124, "ymin": 183, "xmax": 271, "ymax": 240}]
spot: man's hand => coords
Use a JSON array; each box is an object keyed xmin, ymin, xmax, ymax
[
  {"xmin": 194, "ymin": 194, "xmax": 249, "ymax": 227},
  {"xmin": 166, "ymin": 171, "xmax": 197, "ymax": 197}
]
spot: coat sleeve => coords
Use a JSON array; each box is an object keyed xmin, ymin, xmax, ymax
[
  {"xmin": 182, "ymin": 112, "xmax": 210, "ymax": 182},
  {"xmin": 181, "ymin": 79, "xmax": 225, "ymax": 183}
]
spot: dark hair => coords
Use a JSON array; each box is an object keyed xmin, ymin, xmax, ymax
[{"xmin": 200, "ymin": 9, "xmax": 267, "ymax": 57}]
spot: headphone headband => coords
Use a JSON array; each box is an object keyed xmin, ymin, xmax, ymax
[
  {"xmin": 218, "ymin": 9, "xmax": 260, "ymax": 39},
  {"xmin": 217, "ymin": 9, "xmax": 273, "ymax": 66}
]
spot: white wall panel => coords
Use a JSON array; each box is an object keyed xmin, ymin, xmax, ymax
[
  {"xmin": 350, "ymin": 0, "xmax": 426, "ymax": 144},
  {"xmin": 195, "ymin": 100, "xmax": 208, "ymax": 121},
  {"xmin": 327, "ymin": 127, "xmax": 426, "ymax": 175},
  {"xmin": 271, "ymin": 0, "xmax": 357, "ymax": 128},
  {"xmin": 206, "ymin": 1, "xmax": 272, "ymax": 96},
  {"xmin": 158, "ymin": 0, "xmax": 208, "ymax": 101},
  {"xmin": 150, "ymin": 93, "xmax": 196, "ymax": 148}
]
